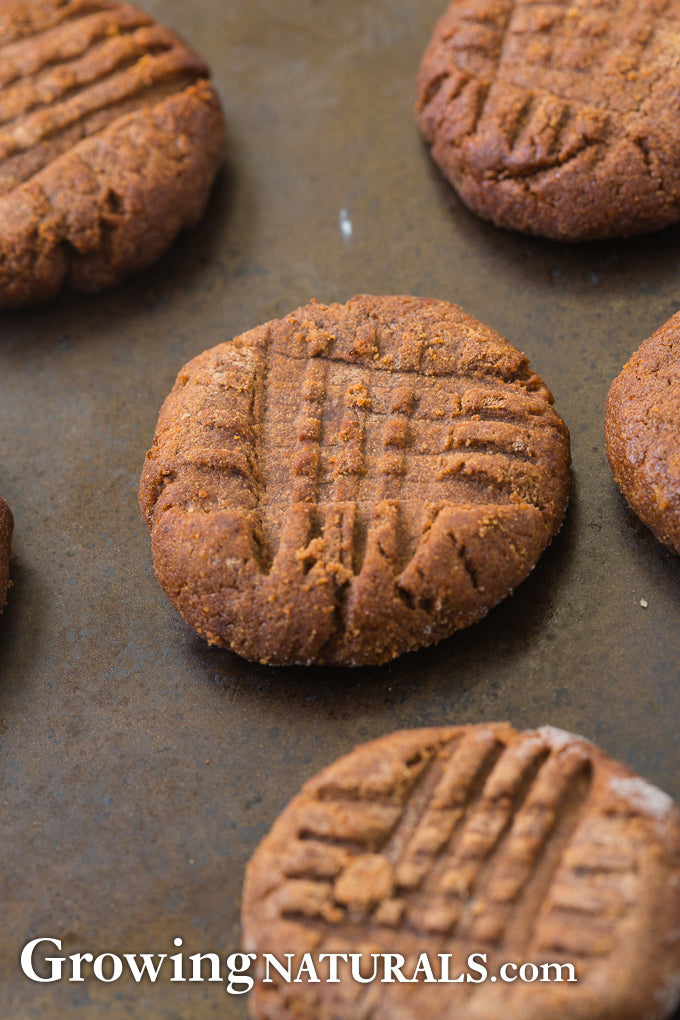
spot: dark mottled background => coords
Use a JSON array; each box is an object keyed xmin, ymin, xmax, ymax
[{"xmin": 1, "ymin": 1, "xmax": 679, "ymax": 1016}]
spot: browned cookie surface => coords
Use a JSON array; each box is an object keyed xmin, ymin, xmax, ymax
[
  {"xmin": 0, "ymin": 0, "xmax": 225, "ymax": 307},
  {"xmin": 242, "ymin": 723, "xmax": 680, "ymax": 1020},
  {"xmin": 416, "ymin": 0, "xmax": 680, "ymax": 241},
  {"xmin": 0, "ymin": 496, "xmax": 12, "ymax": 610},
  {"xmin": 139, "ymin": 295, "xmax": 570, "ymax": 666},
  {"xmin": 605, "ymin": 311, "xmax": 680, "ymax": 554}
]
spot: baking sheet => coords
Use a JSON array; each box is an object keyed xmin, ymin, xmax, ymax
[{"xmin": 1, "ymin": 0, "xmax": 679, "ymax": 1016}]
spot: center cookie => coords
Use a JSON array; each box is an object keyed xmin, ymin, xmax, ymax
[
  {"xmin": 416, "ymin": 0, "xmax": 680, "ymax": 240},
  {"xmin": 139, "ymin": 295, "xmax": 570, "ymax": 666},
  {"xmin": 242, "ymin": 724, "xmax": 680, "ymax": 1020}
]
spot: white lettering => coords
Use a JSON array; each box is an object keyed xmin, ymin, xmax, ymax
[
  {"xmin": 318, "ymin": 953, "xmax": 347, "ymax": 982},
  {"xmin": 350, "ymin": 953, "xmax": 379, "ymax": 984},
  {"xmin": 439, "ymin": 953, "xmax": 464, "ymax": 983},
  {"xmin": 263, "ymin": 953, "xmax": 294, "ymax": 983},
  {"xmin": 20, "ymin": 943, "xmax": 577, "ymax": 990},
  {"xmin": 409, "ymin": 953, "xmax": 436, "ymax": 983},
  {"xmin": 123, "ymin": 954, "xmax": 167, "ymax": 982},
  {"xmin": 170, "ymin": 951, "xmax": 185, "ymax": 982},
  {"xmin": 381, "ymin": 954, "xmax": 410, "ymax": 983},
  {"xmin": 69, "ymin": 953, "xmax": 94, "ymax": 982},
  {"xmin": 467, "ymin": 953, "xmax": 488, "ymax": 983},
  {"xmin": 20, "ymin": 939, "xmax": 65, "ymax": 983},
  {"xmin": 540, "ymin": 962, "xmax": 577, "ymax": 983},
  {"xmin": 92, "ymin": 954, "xmax": 123, "ymax": 983},
  {"xmin": 188, "ymin": 952, "xmax": 222, "ymax": 982},
  {"xmin": 225, "ymin": 953, "xmax": 256, "ymax": 995},
  {"xmin": 294, "ymin": 954, "xmax": 320, "ymax": 983}
]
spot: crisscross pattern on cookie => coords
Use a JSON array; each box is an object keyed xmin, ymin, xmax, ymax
[
  {"xmin": 243, "ymin": 725, "xmax": 680, "ymax": 1019},
  {"xmin": 140, "ymin": 297, "xmax": 570, "ymax": 664},
  {"xmin": 416, "ymin": 0, "xmax": 680, "ymax": 238}
]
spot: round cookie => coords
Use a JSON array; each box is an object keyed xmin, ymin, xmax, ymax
[
  {"xmin": 605, "ymin": 312, "xmax": 680, "ymax": 554},
  {"xmin": 416, "ymin": 0, "xmax": 680, "ymax": 241},
  {"xmin": 0, "ymin": 0, "xmax": 225, "ymax": 308},
  {"xmin": 139, "ymin": 295, "xmax": 570, "ymax": 666},
  {"xmin": 0, "ymin": 496, "xmax": 12, "ymax": 610},
  {"xmin": 242, "ymin": 723, "xmax": 680, "ymax": 1020}
]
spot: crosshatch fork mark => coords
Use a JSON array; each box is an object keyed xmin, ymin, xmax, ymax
[
  {"xmin": 275, "ymin": 731, "xmax": 630, "ymax": 961},
  {"xmin": 0, "ymin": 4, "xmax": 212, "ymax": 198},
  {"xmin": 244, "ymin": 724, "xmax": 680, "ymax": 1020},
  {"xmin": 415, "ymin": 0, "xmax": 680, "ymax": 243},
  {"xmin": 248, "ymin": 335, "xmax": 567, "ymax": 577}
]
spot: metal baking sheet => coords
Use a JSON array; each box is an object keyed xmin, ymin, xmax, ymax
[{"xmin": 1, "ymin": 1, "xmax": 679, "ymax": 1016}]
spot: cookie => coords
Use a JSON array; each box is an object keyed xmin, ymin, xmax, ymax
[
  {"xmin": 139, "ymin": 295, "xmax": 570, "ymax": 666},
  {"xmin": 415, "ymin": 0, "xmax": 680, "ymax": 241},
  {"xmin": 242, "ymin": 723, "xmax": 680, "ymax": 1020},
  {"xmin": 0, "ymin": 496, "xmax": 12, "ymax": 610},
  {"xmin": 605, "ymin": 312, "xmax": 680, "ymax": 554},
  {"xmin": 0, "ymin": 0, "xmax": 225, "ymax": 307}
]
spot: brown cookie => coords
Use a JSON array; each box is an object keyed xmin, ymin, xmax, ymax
[
  {"xmin": 605, "ymin": 312, "xmax": 680, "ymax": 554},
  {"xmin": 416, "ymin": 0, "xmax": 680, "ymax": 241},
  {"xmin": 0, "ymin": 496, "xmax": 13, "ymax": 610},
  {"xmin": 0, "ymin": 0, "xmax": 225, "ymax": 307},
  {"xmin": 139, "ymin": 295, "xmax": 570, "ymax": 666},
  {"xmin": 242, "ymin": 723, "xmax": 680, "ymax": 1020}
]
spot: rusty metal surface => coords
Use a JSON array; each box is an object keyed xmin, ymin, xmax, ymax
[{"xmin": 1, "ymin": 0, "xmax": 679, "ymax": 1016}]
